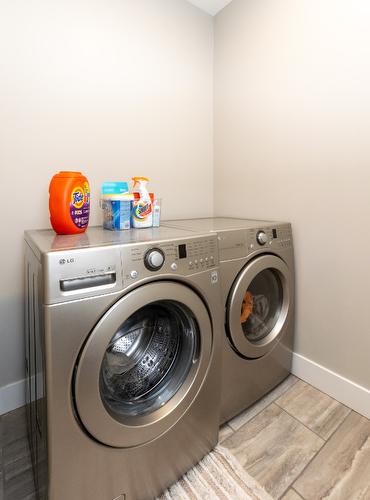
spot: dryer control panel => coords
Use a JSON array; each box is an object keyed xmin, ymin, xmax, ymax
[
  {"xmin": 217, "ymin": 224, "xmax": 293, "ymax": 261},
  {"xmin": 247, "ymin": 224, "xmax": 293, "ymax": 252},
  {"xmin": 121, "ymin": 235, "xmax": 219, "ymax": 284}
]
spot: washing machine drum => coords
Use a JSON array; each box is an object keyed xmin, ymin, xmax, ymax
[
  {"xmin": 74, "ymin": 282, "xmax": 212, "ymax": 448},
  {"xmin": 101, "ymin": 302, "xmax": 196, "ymax": 418}
]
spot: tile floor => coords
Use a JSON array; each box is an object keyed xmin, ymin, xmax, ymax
[
  {"xmin": 0, "ymin": 405, "xmax": 35, "ymax": 500},
  {"xmin": 1, "ymin": 376, "xmax": 369, "ymax": 499},
  {"xmin": 221, "ymin": 375, "xmax": 370, "ymax": 499}
]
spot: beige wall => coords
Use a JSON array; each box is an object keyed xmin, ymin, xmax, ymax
[
  {"xmin": 2, "ymin": 0, "xmax": 369, "ymax": 400},
  {"xmin": 214, "ymin": 0, "xmax": 370, "ymax": 389},
  {"xmin": 0, "ymin": 0, "xmax": 213, "ymax": 388}
]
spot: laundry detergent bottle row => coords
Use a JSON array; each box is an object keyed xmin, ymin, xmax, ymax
[
  {"xmin": 49, "ymin": 171, "xmax": 90, "ymax": 234},
  {"xmin": 131, "ymin": 177, "xmax": 153, "ymax": 228}
]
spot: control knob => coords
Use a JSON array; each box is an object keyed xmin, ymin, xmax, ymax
[
  {"xmin": 256, "ymin": 231, "xmax": 268, "ymax": 246},
  {"xmin": 144, "ymin": 248, "xmax": 165, "ymax": 271}
]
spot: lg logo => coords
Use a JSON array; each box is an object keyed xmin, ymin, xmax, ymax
[{"xmin": 59, "ymin": 258, "xmax": 75, "ymax": 265}]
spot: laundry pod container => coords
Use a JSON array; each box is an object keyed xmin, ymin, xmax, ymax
[{"xmin": 49, "ymin": 171, "xmax": 90, "ymax": 234}]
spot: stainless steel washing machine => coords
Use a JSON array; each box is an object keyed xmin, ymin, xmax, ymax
[
  {"xmin": 162, "ymin": 218, "xmax": 295, "ymax": 424},
  {"xmin": 24, "ymin": 226, "xmax": 222, "ymax": 500}
]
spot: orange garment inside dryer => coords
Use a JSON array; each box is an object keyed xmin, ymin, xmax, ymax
[{"xmin": 241, "ymin": 291, "xmax": 253, "ymax": 323}]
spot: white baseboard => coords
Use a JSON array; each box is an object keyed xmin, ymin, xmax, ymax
[
  {"xmin": 292, "ymin": 352, "xmax": 370, "ymax": 420},
  {"xmin": 0, "ymin": 378, "xmax": 26, "ymax": 415}
]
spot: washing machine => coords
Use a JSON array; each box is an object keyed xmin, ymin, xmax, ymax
[
  {"xmin": 24, "ymin": 226, "xmax": 222, "ymax": 500},
  {"xmin": 162, "ymin": 218, "xmax": 295, "ymax": 424}
]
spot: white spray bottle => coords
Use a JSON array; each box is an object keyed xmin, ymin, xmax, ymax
[{"xmin": 131, "ymin": 177, "xmax": 153, "ymax": 228}]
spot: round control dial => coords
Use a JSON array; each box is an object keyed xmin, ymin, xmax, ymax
[
  {"xmin": 256, "ymin": 231, "xmax": 268, "ymax": 245},
  {"xmin": 144, "ymin": 248, "xmax": 165, "ymax": 271}
]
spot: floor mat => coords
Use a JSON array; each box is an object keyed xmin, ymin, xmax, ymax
[{"xmin": 158, "ymin": 446, "xmax": 273, "ymax": 500}]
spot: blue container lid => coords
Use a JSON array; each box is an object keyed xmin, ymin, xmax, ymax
[{"xmin": 101, "ymin": 182, "xmax": 129, "ymax": 195}]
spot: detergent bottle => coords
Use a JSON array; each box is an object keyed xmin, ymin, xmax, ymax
[
  {"xmin": 131, "ymin": 177, "xmax": 153, "ymax": 228},
  {"xmin": 49, "ymin": 171, "xmax": 90, "ymax": 234}
]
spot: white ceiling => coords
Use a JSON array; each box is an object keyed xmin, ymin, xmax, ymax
[{"xmin": 186, "ymin": 0, "xmax": 233, "ymax": 16}]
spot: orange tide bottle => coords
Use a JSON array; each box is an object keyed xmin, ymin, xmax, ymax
[{"xmin": 49, "ymin": 171, "xmax": 90, "ymax": 234}]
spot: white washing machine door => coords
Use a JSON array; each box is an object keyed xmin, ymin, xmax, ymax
[
  {"xmin": 227, "ymin": 254, "xmax": 292, "ymax": 359},
  {"xmin": 74, "ymin": 281, "xmax": 212, "ymax": 448}
]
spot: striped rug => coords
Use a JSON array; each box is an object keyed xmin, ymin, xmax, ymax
[{"xmin": 158, "ymin": 446, "xmax": 273, "ymax": 500}]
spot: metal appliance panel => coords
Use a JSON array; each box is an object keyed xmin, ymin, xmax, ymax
[
  {"xmin": 162, "ymin": 217, "xmax": 295, "ymax": 424},
  {"xmin": 163, "ymin": 218, "xmax": 293, "ymax": 262},
  {"xmin": 24, "ymin": 227, "xmax": 222, "ymax": 499}
]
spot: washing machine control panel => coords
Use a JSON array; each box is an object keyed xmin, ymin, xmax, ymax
[
  {"xmin": 122, "ymin": 235, "xmax": 219, "ymax": 283},
  {"xmin": 42, "ymin": 235, "xmax": 219, "ymax": 302}
]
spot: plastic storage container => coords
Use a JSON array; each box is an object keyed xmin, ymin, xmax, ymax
[
  {"xmin": 49, "ymin": 171, "xmax": 90, "ymax": 234},
  {"xmin": 101, "ymin": 194, "xmax": 134, "ymax": 231}
]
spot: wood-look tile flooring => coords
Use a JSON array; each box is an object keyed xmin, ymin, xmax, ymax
[
  {"xmin": 221, "ymin": 376, "xmax": 370, "ymax": 499},
  {"xmin": 0, "ymin": 376, "xmax": 369, "ymax": 499},
  {"xmin": 0, "ymin": 405, "xmax": 35, "ymax": 500}
]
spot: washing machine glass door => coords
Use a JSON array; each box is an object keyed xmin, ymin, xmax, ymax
[
  {"xmin": 227, "ymin": 255, "xmax": 292, "ymax": 359},
  {"xmin": 74, "ymin": 282, "xmax": 212, "ymax": 448}
]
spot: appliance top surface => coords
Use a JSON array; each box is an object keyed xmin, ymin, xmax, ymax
[
  {"xmin": 25, "ymin": 226, "xmax": 209, "ymax": 255},
  {"xmin": 163, "ymin": 217, "xmax": 288, "ymax": 232}
]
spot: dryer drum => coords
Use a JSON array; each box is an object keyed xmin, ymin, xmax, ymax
[
  {"xmin": 100, "ymin": 301, "xmax": 199, "ymax": 418},
  {"xmin": 240, "ymin": 268, "xmax": 283, "ymax": 343}
]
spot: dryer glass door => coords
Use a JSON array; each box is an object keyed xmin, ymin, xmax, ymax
[
  {"xmin": 240, "ymin": 269, "xmax": 282, "ymax": 343},
  {"xmin": 228, "ymin": 255, "xmax": 292, "ymax": 359},
  {"xmin": 74, "ymin": 282, "xmax": 212, "ymax": 448}
]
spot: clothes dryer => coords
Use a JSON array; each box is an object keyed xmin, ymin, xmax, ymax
[
  {"xmin": 162, "ymin": 218, "xmax": 295, "ymax": 424},
  {"xmin": 24, "ymin": 226, "xmax": 222, "ymax": 500}
]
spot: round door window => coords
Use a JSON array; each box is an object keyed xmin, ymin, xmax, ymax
[
  {"xmin": 240, "ymin": 268, "xmax": 283, "ymax": 343},
  {"xmin": 100, "ymin": 300, "xmax": 199, "ymax": 420}
]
